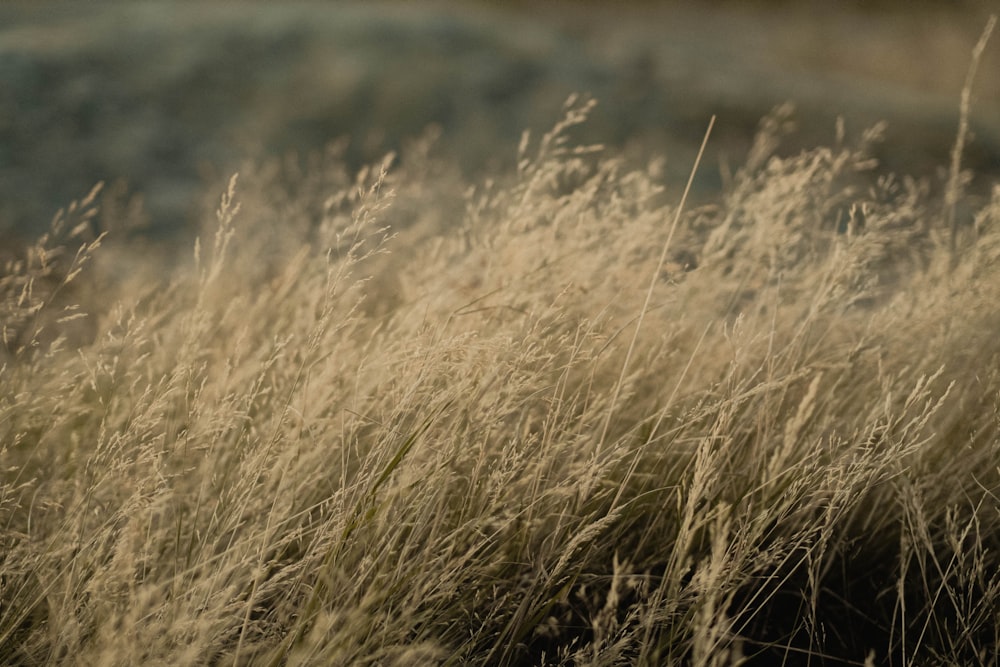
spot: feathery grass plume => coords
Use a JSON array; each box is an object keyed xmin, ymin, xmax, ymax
[
  {"xmin": 0, "ymin": 182, "xmax": 104, "ymax": 362},
  {"xmin": 945, "ymin": 15, "xmax": 996, "ymax": 267}
]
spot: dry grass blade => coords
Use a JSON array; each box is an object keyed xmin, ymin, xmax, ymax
[{"xmin": 597, "ymin": 115, "xmax": 716, "ymax": 456}]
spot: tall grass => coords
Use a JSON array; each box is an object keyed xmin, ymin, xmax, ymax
[{"xmin": 3, "ymin": 88, "xmax": 1000, "ymax": 665}]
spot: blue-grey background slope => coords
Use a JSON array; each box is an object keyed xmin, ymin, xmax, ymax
[{"xmin": 1, "ymin": 1, "xmax": 998, "ymax": 242}]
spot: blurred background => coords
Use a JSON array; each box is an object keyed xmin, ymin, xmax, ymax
[{"xmin": 1, "ymin": 0, "xmax": 998, "ymax": 244}]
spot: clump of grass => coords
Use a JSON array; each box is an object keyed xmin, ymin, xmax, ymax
[{"xmin": 3, "ymin": 83, "xmax": 1000, "ymax": 666}]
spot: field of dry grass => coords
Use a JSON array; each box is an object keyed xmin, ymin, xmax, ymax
[
  {"xmin": 4, "ymin": 80, "xmax": 1000, "ymax": 664},
  {"xmin": 3, "ymin": 4, "xmax": 1000, "ymax": 666}
]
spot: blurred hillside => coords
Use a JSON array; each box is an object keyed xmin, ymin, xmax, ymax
[{"xmin": 1, "ymin": 1, "xmax": 997, "ymax": 242}]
